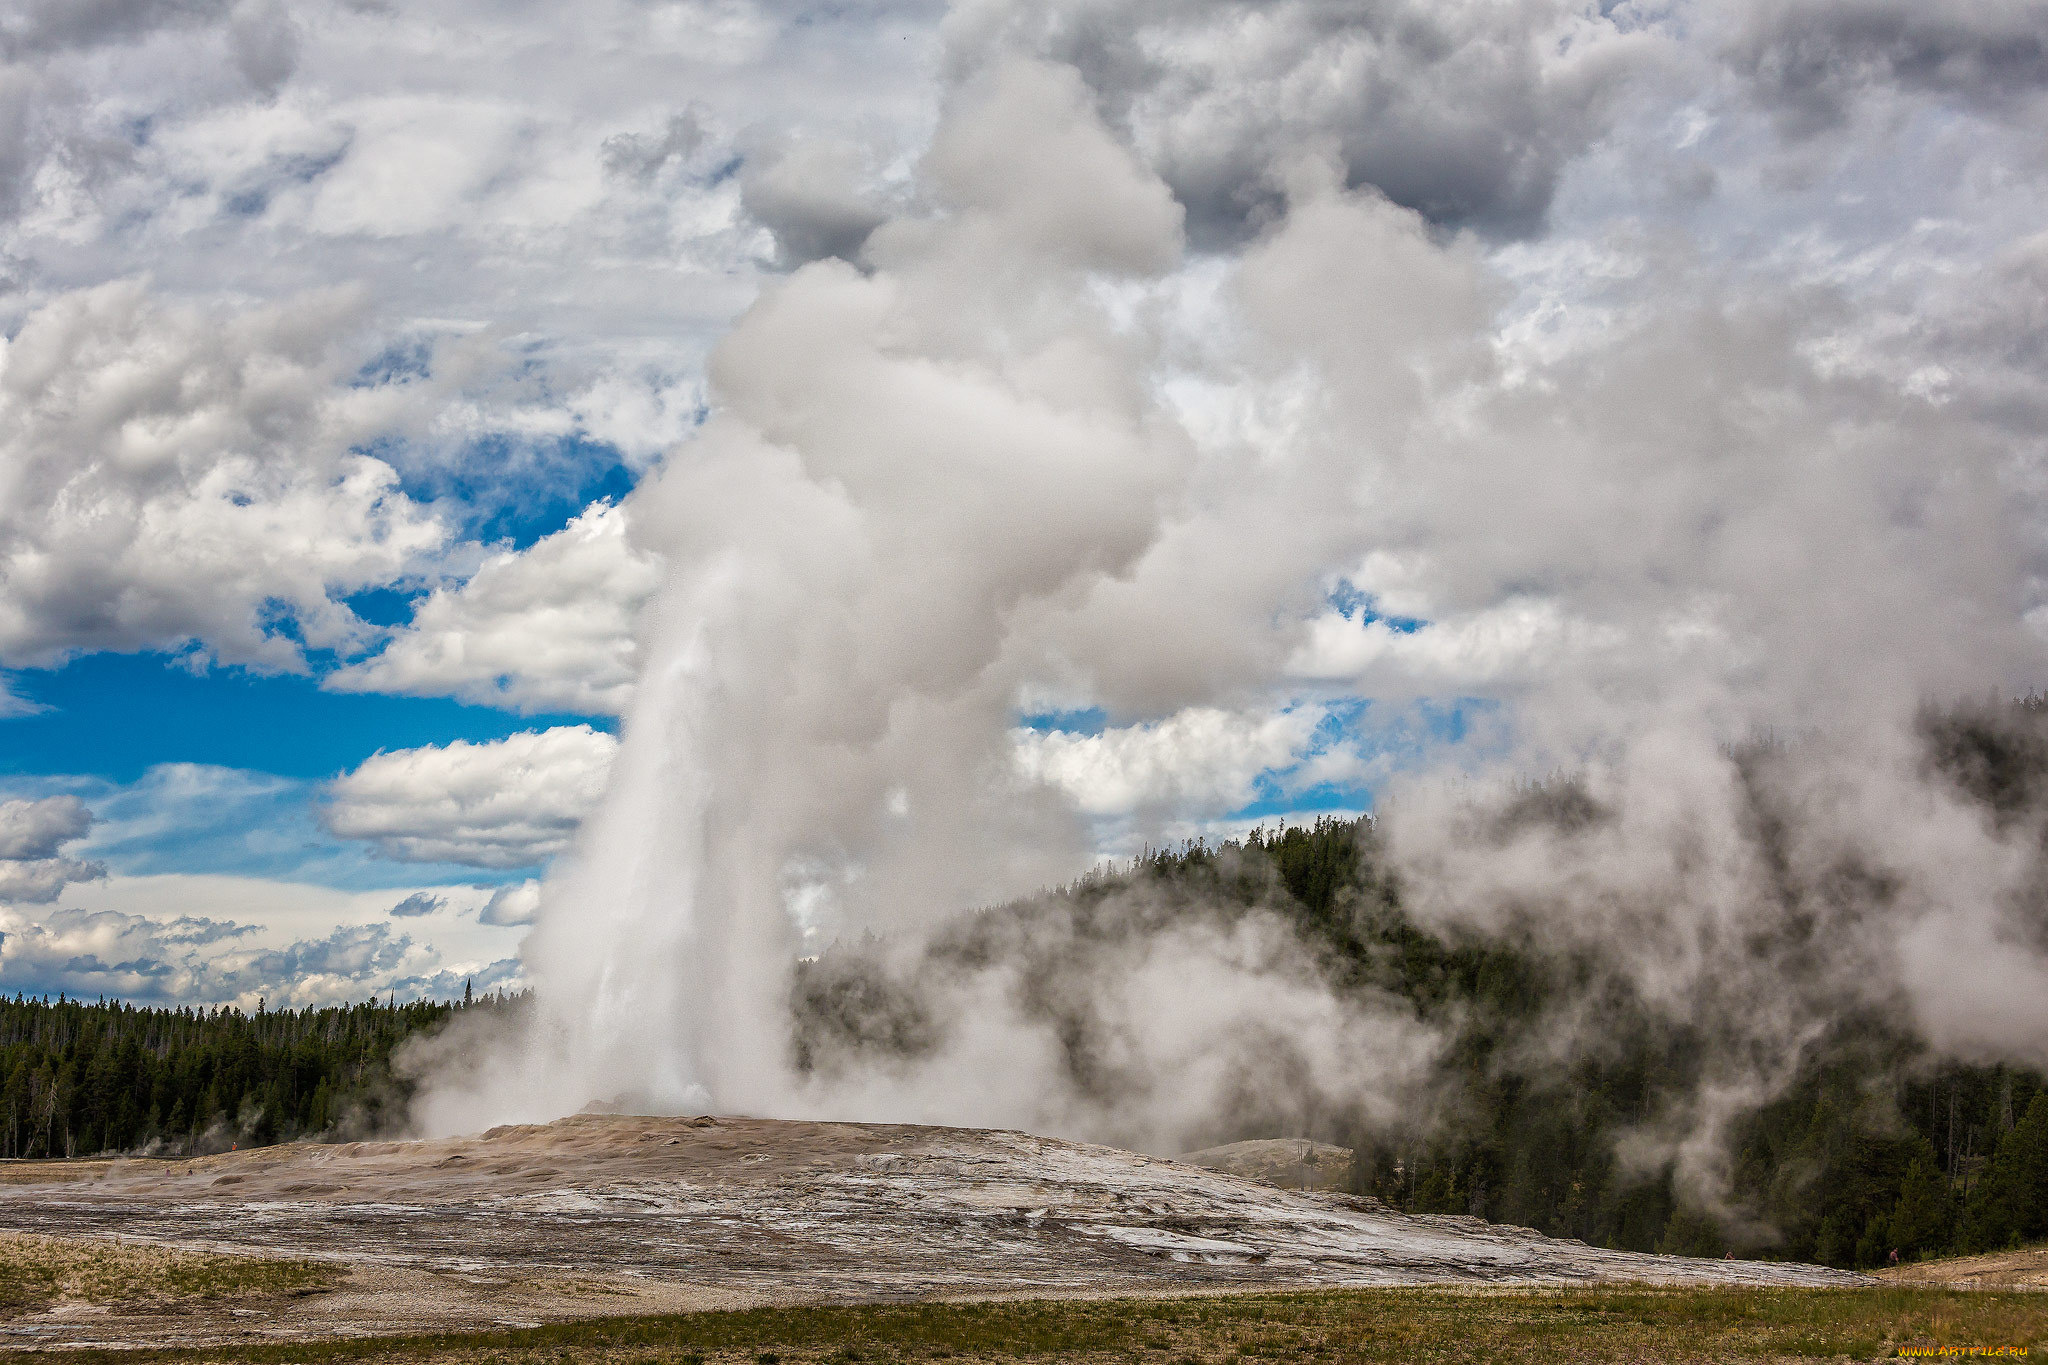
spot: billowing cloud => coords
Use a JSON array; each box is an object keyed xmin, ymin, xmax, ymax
[
  {"xmin": 327, "ymin": 502, "xmax": 659, "ymax": 715},
  {"xmin": 322, "ymin": 726, "xmax": 618, "ymax": 869},
  {"xmin": 740, "ymin": 132, "xmax": 892, "ymax": 267},
  {"xmin": 949, "ymin": 0, "xmax": 1665, "ymax": 242},
  {"xmin": 0, "ymin": 0, "xmax": 939, "ymax": 471},
  {"xmin": 0, "ymin": 282, "xmax": 446, "ymax": 672},
  {"xmin": 603, "ymin": 109, "xmax": 708, "ymax": 183}
]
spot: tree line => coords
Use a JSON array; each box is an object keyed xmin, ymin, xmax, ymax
[{"xmin": 0, "ymin": 987, "xmax": 511, "ymax": 1159}]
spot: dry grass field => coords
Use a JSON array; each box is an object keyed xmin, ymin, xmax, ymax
[
  {"xmin": 1, "ymin": 1277, "xmax": 2044, "ymax": 1365},
  {"xmin": 0, "ymin": 1229, "xmax": 335, "ymax": 1326}
]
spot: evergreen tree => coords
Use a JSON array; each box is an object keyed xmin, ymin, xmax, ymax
[
  {"xmin": 1886, "ymin": 1158, "xmax": 1953, "ymax": 1259},
  {"xmin": 1656, "ymin": 1206, "xmax": 1725, "ymax": 1259},
  {"xmin": 1964, "ymin": 1094, "xmax": 2048, "ymax": 1250}
]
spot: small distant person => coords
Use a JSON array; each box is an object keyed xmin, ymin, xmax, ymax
[{"xmin": 1889, "ymin": 1248, "xmax": 1900, "ymax": 1266}]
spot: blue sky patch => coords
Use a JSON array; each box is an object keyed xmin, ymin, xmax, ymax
[
  {"xmin": 1016, "ymin": 706, "xmax": 1108, "ymax": 735},
  {"xmin": 391, "ymin": 433, "xmax": 640, "ymax": 551},
  {"xmin": 341, "ymin": 586, "xmax": 434, "ymax": 629},
  {"xmin": 0, "ymin": 652, "xmax": 609, "ymax": 785},
  {"xmin": 1328, "ymin": 581, "xmax": 1426, "ymax": 633}
]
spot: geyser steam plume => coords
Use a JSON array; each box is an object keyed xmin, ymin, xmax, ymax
[{"xmin": 417, "ymin": 14, "xmax": 2048, "ymax": 1157}]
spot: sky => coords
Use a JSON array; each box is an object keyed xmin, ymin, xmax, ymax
[{"xmin": 2, "ymin": 0, "xmax": 2046, "ymax": 1013}]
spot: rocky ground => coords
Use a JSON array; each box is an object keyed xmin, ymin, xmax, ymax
[
  {"xmin": 1178, "ymin": 1138, "xmax": 1354, "ymax": 1191},
  {"xmin": 0, "ymin": 1114, "xmax": 1860, "ymax": 1349}
]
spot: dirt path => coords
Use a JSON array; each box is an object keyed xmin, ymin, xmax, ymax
[{"xmin": 0, "ymin": 1114, "xmax": 1861, "ymax": 1348}]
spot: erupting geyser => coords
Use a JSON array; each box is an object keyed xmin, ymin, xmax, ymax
[{"xmin": 414, "ymin": 16, "xmax": 2048, "ymax": 1201}]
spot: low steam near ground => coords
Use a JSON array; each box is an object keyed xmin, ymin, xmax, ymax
[{"xmin": 345, "ymin": 1, "xmax": 2048, "ymax": 1236}]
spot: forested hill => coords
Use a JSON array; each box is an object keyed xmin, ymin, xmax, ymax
[
  {"xmin": 1170, "ymin": 819, "xmax": 2046, "ymax": 1269},
  {"xmin": 0, "ymin": 992, "xmax": 509, "ymax": 1158},
  {"xmin": 793, "ymin": 700, "xmax": 2048, "ymax": 1273},
  {"xmin": 796, "ymin": 814, "xmax": 2048, "ymax": 1272}
]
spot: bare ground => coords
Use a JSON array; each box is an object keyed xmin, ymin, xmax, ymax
[
  {"xmin": 1177, "ymin": 1139, "xmax": 1354, "ymax": 1191},
  {"xmin": 1875, "ymin": 1244, "xmax": 2048, "ymax": 1290},
  {"xmin": 0, "ymin": 1114, "xmax": 1860, "ymax": 1350}
]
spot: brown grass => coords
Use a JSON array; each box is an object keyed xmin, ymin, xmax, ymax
[
  {"xmin": 0, "ymin": 1229, "xmax": 337, "ymax": 1320},
  {"xmin": 7, "ymin": 1282, "xmax": 2046, "ymax": 1365}
]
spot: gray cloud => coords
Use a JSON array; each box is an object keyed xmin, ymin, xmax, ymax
[
  {"xmin": 0, "ymin": 795, "xmax": 93, "ymax": 860},
  {"xmin": 0, "ymin": 903, "xmax": 298, "ymax": 1006},
  {"xmin": 0, "ymin": 67, "xmax": 44, "ymax": 218},
  {"xmin": 389, "ymin": 891, "xmax": 445, "ymax": 918},
  {"xmin": 1722, "ymin": 0, "xmax": 2048, "ymax": 135},
  {"xmin": 0, "ymin": 796, "xmax": 104, "ymax": 905},
  {"xmin": 228, "ymin": 0, "xmax": 299, "ymax": 96},
  {"xmin": 0, "ymin": 0, "xmax": 228, "ymax": 57},
  {"xmin": 230, "ymin": 925, "xmax": 520, "ymax": 1008},
  {"xmin": 0, "ymin": 857, "xmax": 107, "ymax": 905},
  {"xmin": 242, "ymin": 922, "xmax": 416, "ymax": 983},
  {"xmin": 739, "ymin": 133, "xmax": 891, "ymax": 267},
  {"xmin": 947, "ymin": 0, "xmax": 1666, "ymax": 243},
  {"xmin": 602, "ymin": 110, "xmax": 707, "ymax": 183}
]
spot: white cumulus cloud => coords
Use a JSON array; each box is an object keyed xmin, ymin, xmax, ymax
[
  {"xmin": 479, "ymin": 879, "xmax": 542, "ymax": 927},
  {"xmin": 1288, "ymin": 599, "xmax": 1632, "ymax": 692},
  {"xmin": 322, "ymin": 726, "xmax": 618, "ymax": 869},
  {"xmin": 1013, "ymin": 706, "xmax": 1322, "ymax": 818},
  {"xmin": 328, "ymin": 501, "xmax": 660, "ymax": 715}
]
